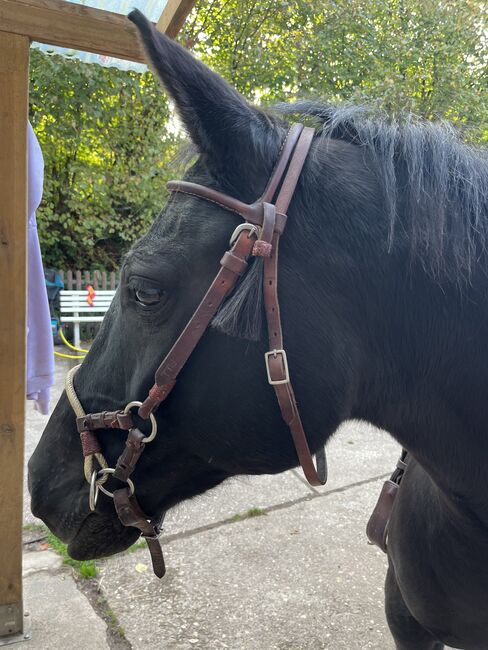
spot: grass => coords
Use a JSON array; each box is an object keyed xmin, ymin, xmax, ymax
[
  {"xmin": 23, "ymin": 522, "xmax": 44, "ymax": 532},
  {"xmin": 46, "ymin": 531, "xmax": 98, "ymax": 578},
  {"xmin": 126, "ymin": 540, "xmax": 146, "ymax": 553},
  {"xmin": 96, "ymin": 595, "xmax": 126, "ymax": 638},
  {"xmin": 230, "ymin": 507, "xmax": 266, "ymax": 522}
]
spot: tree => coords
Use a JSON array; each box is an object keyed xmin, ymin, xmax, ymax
[
  {"xmin": 30, "ymin": 0, "xmax": 487, "ymax": 269},
  {"xmin": 30, "ymin": 49, "xmax": 181, "ymax": 269},
  {"xmin": 183, "ymin": 0, "xmax": 487, "ymax": 138}
]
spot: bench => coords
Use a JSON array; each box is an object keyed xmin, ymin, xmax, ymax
[{"xmin": 60, "ymin": 290, "xmax": 116, "ymax": 348}]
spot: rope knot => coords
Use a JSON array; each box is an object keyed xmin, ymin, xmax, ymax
[{"xmin": 252, "ymin": 240, "xmax": 272, "ymax": 258}]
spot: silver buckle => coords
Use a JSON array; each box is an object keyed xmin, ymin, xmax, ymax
[
  {"xmin": 229, "ymin": 222, "xmax": 260, "ymax": 246},
  {"xmin": 264, "ymin": 349, "xmax": 290, "ymax": 385}
]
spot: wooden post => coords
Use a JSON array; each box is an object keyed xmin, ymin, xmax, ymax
[
  {"xmin": 0, "ymin": 1, "xmax": 194, "ymax": 642},
  {"xmin": 157, "ymin": 0, "xmax": 197, "ymax": 38},
  {"xmin": 0, "ymin": 31, "xmax": 29, "ymax": 640}
]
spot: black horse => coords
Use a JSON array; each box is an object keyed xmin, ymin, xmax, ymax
[{"xmin": 28, "ymin": 10, "xmax": 488, "ymax": 650}]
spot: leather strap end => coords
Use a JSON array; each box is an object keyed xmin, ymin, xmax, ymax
[
  {"xmin": 145, "ymin": 537, "xmax": 166, "ymax": 578},
  {"xmin": 274, "ymin": 212, "xmax": 288, "ymax": 234},
  {"xmin": 76, "ymin": 411, "xmax": 134, "ymax": 432},
  {"xmin": 113, "ymin": 489, "xmax": 166, "ymax": 579},
  {"xmin": 138, "ymin": 398, "xmax": 158, "ymax": 420},
  {"xmin": 366, "ymin": 480, "xmax": 399, "ymax": 553}
]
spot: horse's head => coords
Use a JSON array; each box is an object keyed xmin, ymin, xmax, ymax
[{"xmin": 28, "ymin": 10, "xmax": 378, "ymax": 561}]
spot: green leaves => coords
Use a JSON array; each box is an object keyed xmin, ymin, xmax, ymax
[
  {"xmin": 184, "ymin": 0, "xmax": 487, "ymax": 133},
  {"xmin": 30, "ymin": 50, "xmax": 181, "ymax": 269}
]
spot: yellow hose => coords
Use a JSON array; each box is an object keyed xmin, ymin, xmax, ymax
[
  {"xmin": 59, "ymin": 327, "xmax": 88, "ymax": 353},
  {"xmin": 54, "ymin": 351, "xmax": 86, "ymax": 360}
]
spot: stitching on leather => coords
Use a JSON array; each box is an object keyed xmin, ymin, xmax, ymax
[
  {"xmin": 265, "ymin": 126, "xmax": 294, "ymax": 190},
  {"xmin": 170, "ymin": 188, "xmax": 247, "ymax": 218}
]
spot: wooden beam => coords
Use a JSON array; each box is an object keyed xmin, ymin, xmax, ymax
[
  {"xmin": 157, "ymin": 0, "xmax": 197, "ymax": 38},
  {"xmin": 0, "ymin": 0, "xmax": 146, "ymax": 63},
  {"xmin": 0, "ymin": 30, "xmax": 29, "ymax": 638}
]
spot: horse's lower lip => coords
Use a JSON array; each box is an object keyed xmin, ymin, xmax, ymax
[
  {"xmin": 66, "ymin": 512, "xmax": 140, "ymax": 560},
  {"xmin": 67, "ymin": 534, "xmax": 94, "ymax": 561}
]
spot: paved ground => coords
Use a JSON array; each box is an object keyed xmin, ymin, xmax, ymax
[{"xmin": 22, "ymin": 356, "xmax": 403, "ymax": 649}]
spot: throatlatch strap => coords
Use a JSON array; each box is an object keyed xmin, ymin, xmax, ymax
[{"xmin": 262, "ymin": 127, "xmax": 327, "ymax": 486}]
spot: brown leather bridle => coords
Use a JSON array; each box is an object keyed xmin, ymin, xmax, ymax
[{"xmin": 72, "ymin": 123, "xmax": 327, "ymax": 578}]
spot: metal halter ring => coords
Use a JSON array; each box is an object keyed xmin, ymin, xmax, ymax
[
  {"xmin": 123, "ymin": 400, "xmax": 157, "ymax": 443},
  {"xmin": 96, "ymin": 468, "xmax": 135, "ymax": 499},
  {"xmin": 89, "ymin": 469, "xmax": 99, "ymax": 512}
]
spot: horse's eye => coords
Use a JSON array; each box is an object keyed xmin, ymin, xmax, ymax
[{"xmin": 135, "ymin": 287, "xmax": 164, "ymax": 306}]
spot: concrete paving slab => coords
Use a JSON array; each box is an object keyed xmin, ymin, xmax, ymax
[
  {"xmin": 321, "ymin": 420, "xmax": 400, "ymax": 491},
  {"xmin": 164, "ymin": 470, "xmax": 314, "ymax": 536},
  {"xmin": 23, "ymin": 550, "xmax": 62, "ymax": 577},
  {"xmin": 161, "ymin": 420, "xmax": 400, "ymax": 537},
  {"xmin": 23, "ymin": 562, "xmax": 109, "ymax": 649},
  {"xmin": 99, "ymin": 480, "xmax": 395, "ymax": 650}
]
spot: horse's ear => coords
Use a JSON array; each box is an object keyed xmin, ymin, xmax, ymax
[{"xmin": 128, "ymin": 10, "xmax": 276, "ymax": 192}]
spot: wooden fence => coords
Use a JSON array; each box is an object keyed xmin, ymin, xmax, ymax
[{"xmin": 58, "ymin": 269, "xmax": 120, "ymax": 290}]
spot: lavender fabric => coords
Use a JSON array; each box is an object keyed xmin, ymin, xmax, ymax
[{"xmin": 26, "ymin": 122, "xmax": 54, "ymax": 414}]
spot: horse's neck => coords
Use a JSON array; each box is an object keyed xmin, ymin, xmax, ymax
[
  {"xmin": 346, "ymin": 269, "xmax": 488, "ymax": 528},
  {"xmin": 361, "ymin": 361, "xmax": 488, "ymax": 529}
]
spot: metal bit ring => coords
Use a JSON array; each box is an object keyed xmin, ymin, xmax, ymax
[
  {"xmin": 89, "ymin": 469, "xmax": 99, "ymax": 511},
  {"xmin": 96, "ymin": 467, "xmax": 135, "ymax": 499}
]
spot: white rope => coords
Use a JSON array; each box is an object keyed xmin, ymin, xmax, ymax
[{"xmin": 65, "ymin": 365, "xmax": 109, "ymax": 484}]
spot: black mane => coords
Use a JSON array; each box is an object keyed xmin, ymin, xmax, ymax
[{"xmin": 277, "ymin": 102, "xmax": 488, "ymax": 282}]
